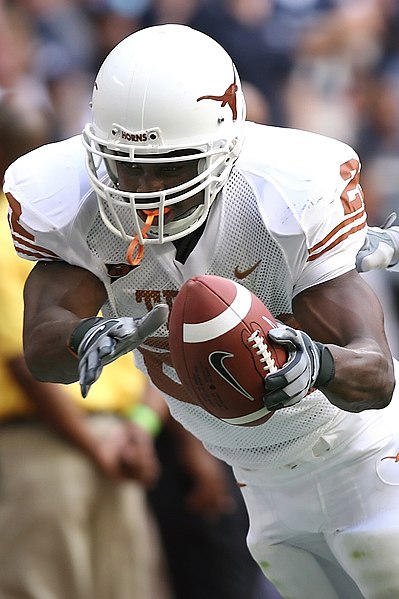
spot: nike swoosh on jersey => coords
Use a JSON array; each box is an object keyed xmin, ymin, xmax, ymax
[
  {"xmin": 208, "ymin": 351, "xmax": 254, "ymax": 401},
  {"xmin": 234, "ymin": 259, "xmax": 261, "ymax": 280}
]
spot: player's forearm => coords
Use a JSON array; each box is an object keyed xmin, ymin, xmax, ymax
[
  {"xmin": 291, "ymin": 271, "xmax": 395, "ymax": 412},
  {"xmin": 321, "ymin": 341, "xmax": 395, "ymax": 412},
  {"xmin": 24, "ymin": 307, "xmax": 82, "ymax": 383},
  {"xmin": 23, "ymin": 261, "xmax": 108, "ymax": 383}
]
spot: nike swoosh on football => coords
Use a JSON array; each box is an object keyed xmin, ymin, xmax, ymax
[
  {"xmin": 208, "ymin": 351, "xmax": 254, "ymax": 401},
  {"xmin": 234, "ymin": 260, "xmax": 261, "ymax": 280}
]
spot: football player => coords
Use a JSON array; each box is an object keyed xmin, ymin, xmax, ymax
[{"xmin": 5, "ymin": 24, "xmax": 399, "ymax": 598}]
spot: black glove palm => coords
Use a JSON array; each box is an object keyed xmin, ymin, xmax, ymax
[{"xmin": 263, "ymin": 326, "xmax": 335, "ymax": 411}]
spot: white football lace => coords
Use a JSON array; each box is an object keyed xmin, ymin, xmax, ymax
[{"xmin": 248, "ymin": 330, "xmax": 277, "ymax": 373}]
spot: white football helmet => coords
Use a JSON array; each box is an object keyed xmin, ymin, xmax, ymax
[{"xmin": 82, "ymin": 24, "xmax": 246, "ymax": 262}]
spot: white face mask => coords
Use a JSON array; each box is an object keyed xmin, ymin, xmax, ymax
[{"xmin": 82, "ymin": 24, "xmax": 246, "ymax": 263}]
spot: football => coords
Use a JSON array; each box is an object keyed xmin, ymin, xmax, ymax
[{"xmin": 168, "ymin": 275, "xmax": 287, "ymax": 426}]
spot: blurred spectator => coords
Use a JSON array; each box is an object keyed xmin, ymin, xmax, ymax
[
  {"xmin": 144, "ymin": 0, "xmax": 339, "ymax": 126},
  {"xmin": 150, "ymin": 0, "xmax": 287, "ymax": 124},
  {"xmin": 284, "ymin": 0, "xmax": 385, "ymax": 144},
  {"xmin": 0, "ymin": 94, "xmax": 171, "ymax": 599},
  {"xmin": 0, "ymin": 3, "xmax": 53, "ymax": 127},
  {"xmin": 85, "ymin": 0, "xmax": 150, "ymax": 69},
  {"xmin": 242, "ymin": 80, "xmax": 270, "ymax": 124},
  {"xmin": 143, "ymin": 0, "xmax": 202, "ymax": 25},
  {"xmin": 0, "ymin": 0, "xmax": 93, "ymax": 140},
  {"xmin": 148, "ymin": 417, "xmax": 282, "ymax": 599}
]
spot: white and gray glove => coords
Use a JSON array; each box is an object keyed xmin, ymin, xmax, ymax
[
  {"xmin": 356, "ymin": 212, "xmax": 399, "ymax": 272},
  {"xmin": 69, "ymin": 304, "xmax": 168, "ymax": 397},
  {"xmin": 263, "ymin": 326, "xmax": 335, "ymax": 411}
]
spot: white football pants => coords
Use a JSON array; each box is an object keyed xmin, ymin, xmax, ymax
[{"xmin": 235, "ymin": 413, "xmax": 399, "ymax": 599}]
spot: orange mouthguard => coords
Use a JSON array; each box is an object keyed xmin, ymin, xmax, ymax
[{"xmin": 126, "ymin": 208, "xmax": 171, "ymax": 266}]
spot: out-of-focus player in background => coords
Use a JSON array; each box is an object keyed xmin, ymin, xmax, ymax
[
  {"xmin": 4, "ymin": 24, "xmax": 399, "ymax": 598},
  {"xmin": 0, "ymin": 94, "xmax": 172, "ymax": 599}
]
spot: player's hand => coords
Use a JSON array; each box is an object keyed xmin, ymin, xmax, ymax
[
  {"xmin": 263, "ymin": 326, "xmax": 335, "ymax": 411},
  {"xmin": 356, "ymin": 212, "xmax": 399, "ymax": 272},
  {"xmin": 119, "ymin": 423, "xmax": 160, "ymax": 487},
  {"xmin": 90, "ymin": 421, "xmax": 160, "ymax": 485},
  {"xmin": 70, "ymin": 304, "xmax": 168, "ymax": 397}
]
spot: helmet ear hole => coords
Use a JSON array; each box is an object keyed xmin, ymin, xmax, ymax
[
  {"xmin": 98, "ymin": 144, "xmax": 118, "ymax": 184},
  {"xmin": 105, "ymin": 160, "xmax": 118, "ymax": 185},
  {"xmin": 197, "ymin": 157, "xmax": 207, "ymax": 175}
]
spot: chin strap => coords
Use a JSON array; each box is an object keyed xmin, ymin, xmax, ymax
[{"xmin": 126, "ymin": 208, "xmax": 171, "ymax": 266}]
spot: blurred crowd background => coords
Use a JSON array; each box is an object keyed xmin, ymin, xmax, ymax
[
  {"xmin": 2, "ymin": 0, "xmax": 399, "ymax": 225},
  {"xmin": 2, "ymin": 0, "xmax": 399, "ymax": 244},
  {"xmin": 1, "ymin": 1, "xmax": 399, "ymax": 598}
]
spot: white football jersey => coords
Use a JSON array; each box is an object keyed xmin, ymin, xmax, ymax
[{"xmin": 5, "ymin": 122, "xmax": 386, "ymax": 469}]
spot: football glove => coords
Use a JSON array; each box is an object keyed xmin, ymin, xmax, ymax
[
  {"xmin": 69, "ymin": 304, "xmax": 168, "ymax": 397},
  {"xmin": 356, "ymin": 212, "xmax": 399, "ymax": 272},
  {"xmin": 263, "ymin": 326, "xmax": 335, "ymax": 411}
]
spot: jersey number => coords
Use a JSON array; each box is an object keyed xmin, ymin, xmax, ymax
[{"xmin": 340, "ymin": 159, "xmax": 364, "ymax": 215}]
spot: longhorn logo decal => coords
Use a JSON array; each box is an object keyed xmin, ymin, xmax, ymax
[{"xmin": 197, "ymin": 71, "xmax": 238, "ymax": 120}]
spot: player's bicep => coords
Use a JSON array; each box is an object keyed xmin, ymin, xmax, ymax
[
  {"xmin": 292, "ymin": 270, "xmax": 388, "ymax": 349},
  {"xmin": 23, "ymin": 260, "xmax": 107, "ymax": 328}
]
